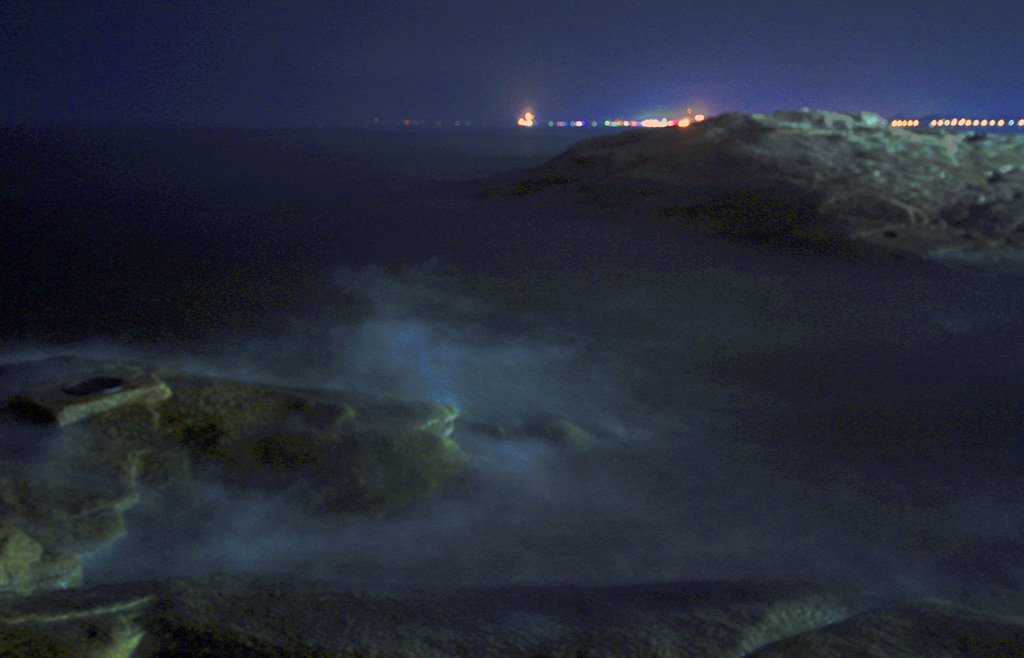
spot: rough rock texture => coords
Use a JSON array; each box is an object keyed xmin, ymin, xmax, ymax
[
  {"xmin": 494, "ymin": 109, "xmax": 1024, "ymax": 262},
  {"xmin": 0, "ymin": 356, "xmax": 468, "ymax": 597},
  {"xmin": 0, "ymin": 583, "xmax": 152, "ymax": 657},
  {"xmin": 68, "ymin": 371, "xmax": 466, "ymax": 513},
  {"xmin": 2, "ymin": 356, "xmax": 1024, "ymax": 654},
  {"xmin": 0, "ymin": 525, "xmax": 81, "ymax": 595},
  {"xmin": 0, "ymin": 354, "xmax": 611, "ymax": 604},
  {"xmin": 8, "ymin": 364, "xmax": 171, "ymax": 427},
  {"xmin": 0, "ymin": 464, "xmax": 134, "ymax": 595},
  {"xmin": 0, "ymin": 576, "xmax": 1021, "ymax": 657},
  {"xmin": 745, "ymin": 602, "xmax": 1024, "ymax": 658},
  {"xmin": 3, "ymin": 357, "xmax": 465, "ymax": 512}
]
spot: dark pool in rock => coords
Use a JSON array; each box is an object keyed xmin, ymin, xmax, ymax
[{"xmin": 2, "ymin": 124, "xmax": 1024, "ymax": 654}]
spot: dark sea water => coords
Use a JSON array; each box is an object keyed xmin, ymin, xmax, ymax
[{"xmin": 2, "ymin": 125, "xmax": 1023, "ymax": 607}]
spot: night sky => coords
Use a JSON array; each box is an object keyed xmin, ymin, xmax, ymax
[{"xmin": 3, "ymin": 0, "xmax": 1021, "ymax": 127}]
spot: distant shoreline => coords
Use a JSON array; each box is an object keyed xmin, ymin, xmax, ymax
[{"xmin": 489, "ymin": 109, "xmax": 1024, "ymax": 267}]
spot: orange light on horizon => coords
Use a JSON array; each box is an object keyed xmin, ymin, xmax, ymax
[
  {"xmin": 912, "ymin": 116, "xmax": 1024, "ymax": 130},
  {"xmin": 517, "ymin": 111, "xmax": 535, "ymax": 127}
]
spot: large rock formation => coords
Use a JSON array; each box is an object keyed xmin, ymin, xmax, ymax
[
  {"xmin": 65, "ymin": 371, "xmax": 465, "ymax": 513},
  {"xmin": 0, "ymin": 354, "xmax": 616, "ymax": 605},
  {"xmin": 493, "ymin": 110, "xmax": 1024, "ymax": 262},
  {"xmin": 2, "ymin": 355, "xmax": 1024, "ymax": 655},
  {"xmin": 0, "ymin": 355, "xmax": 468, "ymax": 599}
]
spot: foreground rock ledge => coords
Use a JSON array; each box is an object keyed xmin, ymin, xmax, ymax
[
  {"xmin": 0, "ymin": 356, "xmax": 608, "ymax": 600},
  {"xmin": 492, "ymin": 109, "xmax": 1024, "ymax": 262},
  {"xmin": 0, "ymin": 356, "xmax": 468, "ymax": 598},
  {"xmin": 0, "ymin": 576, "xmax": 1021, "ymax": 657}
]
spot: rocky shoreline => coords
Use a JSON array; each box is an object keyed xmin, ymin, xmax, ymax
[
  {"xmin": 3, "ymin": 115, "xmax": 1024, "ymax": 653},
  {"xmin": 489, "ymin": 109, "xmax": 1024, "ymax": 264},
  {"xmin": 0, "ymin": 355, "xmax": 1022, "ymax": 655}
]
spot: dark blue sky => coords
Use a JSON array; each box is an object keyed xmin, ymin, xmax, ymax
[{"xmin": 3, "ymin": 0, "xmax": 1021, "ymax": 127}]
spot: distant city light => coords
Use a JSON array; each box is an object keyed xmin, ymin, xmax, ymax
[
  {"xmin": 518, "ymin": 111, "xmax": 1021, "ymax": 132},
  {"xmin": 374, "ymin": 110, "xmax": 1022, "ymax": 132},
  {"xmin": 903, "ymin": 116, "xmax": 1024, "ymax": 130}
]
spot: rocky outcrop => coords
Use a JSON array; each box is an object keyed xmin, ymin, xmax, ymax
[
  {"xmin": 4, "ymin": 357, "xmax": 465, "ymax": 512},
  {"xmin": 67, "ymin": 371, "xmax": 465, "ymax": 513},
  {"xmin": 2, "ymin": 355, "xmax": 1024, "ymax": 654},
  {"xmin": 494, "ymin": 109, "xmax": 1024, "ymax": 262},
  {"xmin": 0, "ymin": 354, "xmax": 615, "ymax": 604},
  {"xmin": 0, "ymin": 356, "xmax": 469, "ymax": 598},
  {"xmin": 0, "ymin": 467, "xmax": 135, "ymax": 595}
]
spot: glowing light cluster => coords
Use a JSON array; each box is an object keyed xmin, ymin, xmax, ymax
[
  {"xmin": 891, "ymin": 117, "xmax": 1023, "ymax": 129},
  {"xmin": 519, "ymin": 107, "xmax": 709, "ymax": 129},
  {"xmin": 528, "ymin": 114, "xmax": 707, "ymax": 129},
  {"xmin": 927, "ymin": 117, "xmax": 1020, "ymax": 128},
  {"xmin": 638, "ymin": 114, "xmax": 706, "ymax": 128}
]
